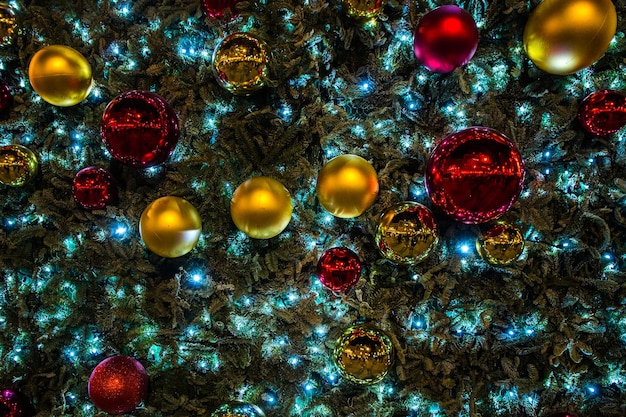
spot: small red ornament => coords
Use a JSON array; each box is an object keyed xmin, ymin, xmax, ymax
[
  {"xmin": 425, "ymin": 127, "xmax": 525, "ymax": 224},
  {"xmin": 0, "ymin": 79, "xmax": 12, "ymax": 115},
  {"xmin": 578, "ymin": 89, "xmax": 626, "ymax": 136},
  {"xmin": 201, "ymin": 0, "xmax": 240, "ymax": 20},
  {"xmin": 88, "ymin": 355, "xmax": 149, "ymax": 415},
  {"xmin": 72, "ymin": 166, "xmax": 118, "ymax": 210},
  {"xmin": 0, "ymin": 389, "xmax": 35, "ymax": 417},
  {"xmin": 317, "ymin": 247, "xmax": 362, "ymax": 293},
  {"xmin": 101, "ymin": 90, "xmax": 179, "ymax": 168},
  {"xmin": 413, "ymin": 5, "xmax": 479, "ymax": 73}
]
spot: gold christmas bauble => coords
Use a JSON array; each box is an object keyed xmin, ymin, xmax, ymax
[
  {"xmin": 333, "ymin": 324, "xmax": 394, "ymax": 385},
  {"xmin": 139, "ymin": 196, "xmax": 202, "ymax": 258},
  {"xmin": 375, "ymin": 202, "xmax": 438, "ymax": 265},
  {"xmin": 212, "ymin": 32, "xmax": 269, "ymax": 95},
  {"xmin": 523, "ymin": 0, "xmax": 617, "ymax": 75},
  {"xmin": 476, "ymin": 222, "xmax": 524, "ymax": 266},
  {"xmin": 342, "ymin": 0, "xmax": 383, "ymax": 19},
  {"xmin": 28, "ymin": 45, "xmax": 93, "ymax": 106},
  {"xmin": 316, "ymin": 154, "xmax": 379, "ymax": 218},
  {"xmin": 0, "ymin": 144, "xmax": 38, "ymax": 187},
  {"xmin": 210, "ymin": 402, "xmax": 266, "ymax": 417},
  {"xmin": 230, "ymin": 176, "xmax": 293, "ymax": 239},
  {"xmin": 0, "ymin": 3, "xmax": 16, "ymax": 46}
]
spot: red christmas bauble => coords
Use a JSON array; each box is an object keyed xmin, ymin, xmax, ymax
[
  {"xmin": 425, "ymin": 127, "xmax": 525, "ymax": 224},
  {"xmin": 317, "ymin": 247, "xmax": 362, "ymax": 293},
  {"xmin": 0, "ymin": 389, "xmax": 35, "ymax": 417},
  {"xmin": 578, "ymin": 89, "xmax": 626, "ymax": 136},
  {"xmin": 88, "ymin": 356, "xmax": 149, "ymax": 415},
  {"xmin": 101, "ymin": 90, "xmax": 179, "ymax": 168},
  {"xmin": 0, "ymin": 78, "xmax": 12, "ymax": 115},
  {"xmin": 413, "ymin": 5, "xmax": 479, "ymax": 73},
  {"xmin": 201, "ymin": 0, "xmax": 240, "ymax": 20},
  {"xmin": 72, "ymin": 166, "xmax": 118, "ymax": 210}
]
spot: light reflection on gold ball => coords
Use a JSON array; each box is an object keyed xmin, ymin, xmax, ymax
[
  {"xmin": 316, "ymin": 154, "xmax": 379, "ymax": 218},
  {"xmin": 28, "ymin": 45, "xmax": 93, "ymax": 106},
  {"xmin": 139, "ymin": 196, "xmax": 202, "ymax": 258},
  {"xmin": 376, "ymin": 202, "xmax": 438, "ymax": 265},
  {"xmin": 230, "ymin": 176, "xmax": 293, "ymax": 239},
  {"xmin": 476, "ymin": 222, "xmax": 524, "ymax": 266},
  {"xmin": 212, "ymin": 32, "xmax": 269, "ymax": 95},
  {"xmin": 523, "ymin": 0, "xmax": 617, "ymax": 75},
  {"xmin": 342, "ymin": 0, "xmax": 383, "ymax": 19},
  {"xmin": 334, "ymin": 324, "xmax": 394, "ymax": 385},
  {"xmin": 0, "ymin": 144, "xmax": 38, "ymax": 187},
  {"xmin": 0, "ymin": 3, "xmax": 16, "ymax": 46}
]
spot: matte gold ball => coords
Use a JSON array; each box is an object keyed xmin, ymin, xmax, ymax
[
  {"xmin": 333, "ymin": 324, "xmax": 394, "ymax": 385},
  {"xmin": 0, "ymin": 3, "xmax": 17, "ymax": 46},
  {"xmin": 212, "ymin": 32, "xmax": 269, "ymax": 95},
  {"xmin": 342, "ymin": 0, "xmax": 383, "ymax": 19},
  {"xmin": 523, "ymin": 0, "xmax": 617, "ymax": 75},
  {"xmin": 230, "ymin": 176, "xmax": 293, "ymax": 239},
  {"xmin": 0, "ymin": 144, "xmax": 38, "ymax": 187},
  {"xmin": 316, "ymin": 154, "xmax": 379, "ymax": 218},
  {"xmin": 139, "ymin": 196, "xmax": 202, "ymax": 258},
  {"xmin": 476, "ymin": 222, "xmax": 524, "ymax": 266},
  {"xmin": 28, "ymin": 45, "xmax": 93, "ymax": 106}
]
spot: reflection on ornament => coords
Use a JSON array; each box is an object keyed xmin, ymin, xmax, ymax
[
  {"xmin": 476, "ymin": 222, "xmax": 524, "ymax": 266},
  {"xmin": 202, "ymin": 0, "xmax": 241, "ymax": 20},
  {"xmin": 523, "ymin": 0, "xmax": 616, "ymax": 75},
  {"xmin": 316, "ymin": 154, "xmax": 378, "ymax": 218},
  {"xmin": 578, "ymin": 90, "xmax": 626, "ymax": 137},
  {"xmin": 317, "ymin": 247, "xmax": 362, "ymax": 293},
  {"xmin": 28, "ymin": 45, "xmax": 92, "ymax": 106},
  {"xmin": 72, "ymin": 167, "xmax": 118, "ymax": 210},
  {"xmin": 342, "ymin": 0, "xmax": 383, "ymax": 19},
  {"xmin": 210, "ymin": 402, "xmax": 266, "ymax": 417},
  {"xmin": 0, "ymin": 144, "xmax": 38, "ymax": 187},
  {"xmin": 0, "ymin": 3, "xmax": 16, "ymax": 46},
  {"xmin": 424, "ymin": 127, "xmax": 525, "ymax": 224},
  {"xmin": 230, "ymin": 176, "xmax": 293, "ymax": 239},
  {"xmin": 88, "ymin": 356, "xmax": 149, "ymax": 415},
  {"xmin": 376, "ymin": 202, "xmax": 438, "ymax": 265},
  {"xmin": 101, "ymin": 90, "xmax": 179, "ymax": 168},
  {"xmin": 0, "ymin": 389, "xmax": 35, "ymax": 417},
  {"xmin": 333, "ymin": 324, "xmax": 393, "ymax": 385},
  {"xmin": 212, "ymin": 33, "xmax": 268, "ymax": 95},
  {"xmin": 140, "ymin": 196, "xmax": 202, "ymax": 258}
]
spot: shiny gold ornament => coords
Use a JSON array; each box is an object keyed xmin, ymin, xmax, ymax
[
  {"xmin": 28, "ymin": 45, "xmax": 93, "ymax": 106},
  {"xmin": 316, "ymin": 154, "xmax": 378, "ymax": 218},
  {"xmin": 230, "ymin": 176, "xmax": 293, "ymax": 239},
  {"xmin": 523, "ymin": 0, "xmax": 616, "ymax": 75},
  {"xmin": 0, "ymin": 3, "xmax": 16, "ymax": 46},
  {"xmin": 212, "ymin": 32, "xmax": 269, "ymax": 95},
  {"xmin": 342, "ymin": 0, "xmax": 383, "ymax": 19},
  {"xmin": 476, "ymin": 222, "xmax": 524, "ymax": 266},
  {"xmin": 376, "ymin": 202, "xmax": 438, "ymax": 265},
  {"xmin": 0, "ymin": 144, "xmax": 38, "ymax": 187},
  {"xmin": 333, "ymin": 324, "xmax": 394, "ymax": 385},
  {"xmin": 139, "ymin": 196, "xmax": 202, "ymax": 258}
]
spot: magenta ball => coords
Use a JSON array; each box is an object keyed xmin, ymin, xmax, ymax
[{"xmin": 413, "ymin": 5, "xmax": 479, "ymax": 73}]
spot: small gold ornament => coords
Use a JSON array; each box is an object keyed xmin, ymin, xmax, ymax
[
  {"xmin": 0, "ymin": 3, "xmax": 16, "ymax": 46},
  {"xmin": 212, "ymin": 32, "xmax": 269, "ymax": 95},
  {"xmin": 342, "ymin": 0, "xmax": 383, "ymax": 19},
  {"xmin": 523, "ymin": 0, "xmax": 617, "ymax": 75},
  {"xmin": 0, "ymin": 144, "xmax": 38, "ymax": 187},
  {"xmin": 376, "ymin": 202, "xmax": 438, "ymax": 265},
  {"xmin": 316, "ymin": 154, "xmax": 378, "ymax": 218},
  {"xmin": 476, "ymin": 222, "xmax": 524, "ymax": 266},
  {"xmin": 230, "ymin": 176, "xmax": 293, "ymax": 239},
  {"xmin": 210, "ymin": 402, "xmax": 266, "ymax": 417},
  {"xmin": 139, "ymin": 196, "xmax": 202, "ymax": 258},
  {"xmin": 28, "ymin": 45, "xmax": 93, "ymax": 106},
  {"xmin": 333, "ymin": 323, "xmax": 393, "ymax": 385}
]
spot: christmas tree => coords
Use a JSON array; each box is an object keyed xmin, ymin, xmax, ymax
[{"xmin": 1, "ymin": 0, "xmax": 626, "ymax": 416}]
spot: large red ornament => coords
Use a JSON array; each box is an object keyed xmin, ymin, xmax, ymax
[
  {"xmin": 317, "ymin": 247, "xmax": 362, "ymax": 293},
  {"xmin": 88, "ymin": 355, "xmax": 149, "ymax": 415},
  {"xmin": 578, "ymin": 90, "xmax": 626, "ymax": 136},
  {"xmin": 0, "ymin": 78, "xmax": 12, "ymax": 115},
  {"xmin": 0, "ymin": 389, "xmax": 35, "ymax": 417},
  {"xmin": 72, "ymin": 166, "xmax": 118, "ymax": 210},
  {"xmin": 425, "ymin": 127, "xmax": 525, "ymax": 224},
  {"xmin": 101, "ymin": 90, "xmax": 179, "ymax": 168},
  {"xmin": 201, "ymin": 0, "xmax": 240, "ymax": 20},
  {"xmin": 413, "ymin": 5, "xmax": 479, "ymax": 73}
]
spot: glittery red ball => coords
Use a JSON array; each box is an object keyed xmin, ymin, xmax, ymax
[
  {"xmin": 0, "ymin": 389, "xmax": 35, "ymax": 417},
  {"xmin": 0, "ymin": 79, "xmax": 13, "ymax": 115},
  {"xmin": 101, "ymin": 90, "xmax": 179, "ymax": 168},
  {"xmin": 88, "ymin": 356, "xmax": 149, "ymax": 415},
  {"xmin": 413, "ymin": 5, "xmax": 479, "ymax": 73},
  {"xmin": 425, "ymin": 127, "xmax": 525, "ymax": 224},
  {"xmin": 317, "ymin": 247, "xmax": 362, "ymax": 293},
  {"xmin": 72, "ymin": 166, "xmax": 118, "ymax": 210},
  {"xmin": 201, "ymin": 0, "xmax": 240, "ymax": 19},
  {"xmin": 578, "ymin": 89, "xmax": 626, "ymax": 136}
]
